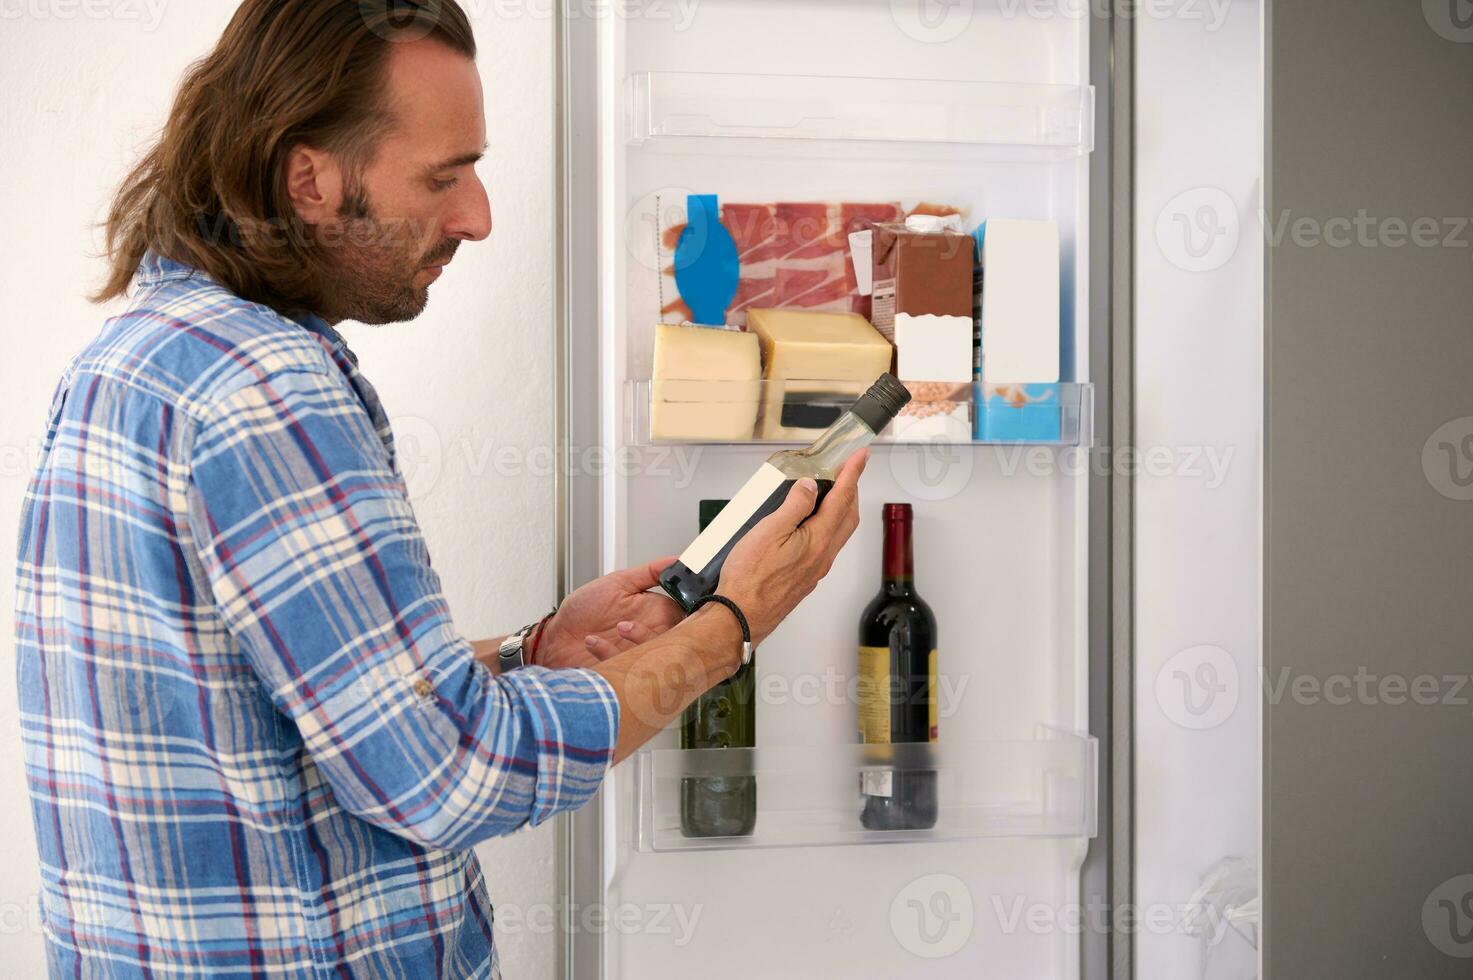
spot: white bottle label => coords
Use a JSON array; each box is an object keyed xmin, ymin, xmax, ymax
[
  {"xmin": 678, "ymin": 463, "xmax": 788, "ymax": 575},
  {"xmin": 862, "ymin": 771, "xmax": 894, "ymax": 798}
]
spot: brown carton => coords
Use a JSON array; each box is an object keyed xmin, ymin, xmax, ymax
[{"xmin": 869, "ymin": 222, "xmax": 975, "ymax": 341}]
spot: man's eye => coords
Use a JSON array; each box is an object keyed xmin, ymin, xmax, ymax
[{"xmin": 430, "ymin": 176, "xmax": 459, "ymax": 192}]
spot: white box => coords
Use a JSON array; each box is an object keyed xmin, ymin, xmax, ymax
[
  {"xmin": 979, "ymin": 218, "xmax": 1060, "ymax": 382},
  {"xmin": 895, "ymin": 312, "xmax": 973, "ymax": 383}
]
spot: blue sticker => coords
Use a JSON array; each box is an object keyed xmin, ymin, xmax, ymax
[{"xmin": 674, "ymin": 194, "xmax": 740, "ymax": 326}]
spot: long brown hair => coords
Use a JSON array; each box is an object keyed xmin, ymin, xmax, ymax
[{"xmin": 94, "ymin": 0, "xmax": 475, "ymax": 313}]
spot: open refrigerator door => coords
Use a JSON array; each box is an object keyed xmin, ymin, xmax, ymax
[{"xmin": 561, "ymin": 2, "xmax": 1100, "ymax": 976}]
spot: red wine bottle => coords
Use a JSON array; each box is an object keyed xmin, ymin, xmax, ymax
[
  {"xmin": 857, "ymin": 503, "xmax": 938, "ymax": 830},
  {"xmin": 679, "ymin": 500, "xmax": 757, "ymax": 838},
  {"xmin": 659, "ymin": 373, "xmax": 911, "ymax": 612}
]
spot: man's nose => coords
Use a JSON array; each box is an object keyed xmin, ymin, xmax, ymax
[{"xmin": 444, "ymin": 175, "xmax": 492, "ymax": 242}]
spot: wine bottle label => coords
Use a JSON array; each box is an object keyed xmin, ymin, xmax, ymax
[
  {"xmin": 857, "ymin": 645, "xmax": 939, "ymax": 743},
  {"xmin": 677, "ymin": 463, "xmax": 787, "ymax": 574},
  {"xmin": 857, "ymin": 645, "xmax": 892, "ymax": 744}
]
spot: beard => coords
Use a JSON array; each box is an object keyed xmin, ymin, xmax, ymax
[{"xmin": 314, "ymin": 184, "xmax": 459, "ymax": 325}]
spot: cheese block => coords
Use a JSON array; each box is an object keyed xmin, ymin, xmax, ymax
[
  {"xmin": 650, "ymin": 323, "xmax": 761, "ymax": 441},
  {"xmin": 748, "ymin": 308, "xmax": 892, "ymax": 378},
  {"xmin": 749, "ymin": 308, "xmax": 892, "ymax": 439},
  {"xmin": 747, "ymin": 308, "xmax": 893, "ymax": 440}
]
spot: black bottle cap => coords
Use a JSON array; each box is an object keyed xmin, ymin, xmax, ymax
[
  {"xmin": 699, "ymin": 499, "xmax": 729, "ymax": 531},
  {"xmin": 850, "ymin": 373, "xmax": 912, "ymax": 434}
]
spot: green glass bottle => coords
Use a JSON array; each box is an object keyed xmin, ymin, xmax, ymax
[{"xmin": 679, "ymin": 499, "xmax": 757, "ymax": 838}]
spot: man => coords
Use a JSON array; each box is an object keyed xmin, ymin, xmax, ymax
[{"xmin": 14, "ymin": 2, "xmax": 865, "ymax": 976}]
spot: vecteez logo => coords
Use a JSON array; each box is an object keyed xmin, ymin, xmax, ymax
[
  {"xmin": 1154, "ymin": 644, "xmax": 1240, "ymax": 730},
  {"xmin": 889, "ymin": 0, "xmax": 975, "ymax": 44},
  {"xmin": 623, "ymin": 186, "xmax": 698, "ymax": 275},
  {"xmin": 1423, "ymin": 0, "xmax": 1473, "ymax": 43},
  {"xmin": 890, "ymin": 873, "xmax": 975, "ymax": 958},
  {"xmin": 0, "ymin": 0, "xmax": 168, "ymax": 29},
  {"xmin": 1155, "ymin": 187, "xmax": 1241, "ymax": 273},
  {"xmin": 1422, "ymin": 416, "xmax": 1473, "ymax": 501},
  {"xmin": 389, "ymin": 414, "xmax": 446, "ymax": 500},
  {"xmin": 888, "ymin": 440, "xmax": 976, "ymax": 501},
  {"xmin": 1424, "ymin": 874, "xmax": 1473, "ymax": 957},
  {"xmin": 361, "ymin": 0, "xmax": 443, "ymax": 42}
]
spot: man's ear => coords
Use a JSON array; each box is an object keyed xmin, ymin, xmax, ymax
[{"xmin": 284, "ymin": 144, "xmax": 343, "ymax": 224}]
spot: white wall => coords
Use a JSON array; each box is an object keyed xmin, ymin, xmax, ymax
[
  {"xmin": 0, "ymin": 4, "xmax": 561, "ymax": 976},
  {"xmin": 1135, "ymin": 3, "xmax": 1263, "ymax": 979}
]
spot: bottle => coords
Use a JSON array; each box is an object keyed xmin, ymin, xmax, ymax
[
  {"xmin": 857, "ymin": 502, "xmax": 938, "ymax": 831},
  {"xmin": 679, "ymin": 500, "xmax": 757, "ymax": 838},
  {"xmin": 659, "ymin": 373, "xmax": 911, "ymax": 613}
]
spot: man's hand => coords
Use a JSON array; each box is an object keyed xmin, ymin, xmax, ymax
[
  {"xmin": 534, "ymin": 557, "xmax": 686, "ymax": 669},
  {"xmin": 585, "ymin": 447, "xmax": 869, "ymax": 765},
  {"xmin": 717, "ymin": 448, "xmax": 868, "ymax": 647}
]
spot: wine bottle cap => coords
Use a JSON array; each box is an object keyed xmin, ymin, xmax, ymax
[
  {"xmin": 850, "ymin": 373, "xmax": 912, "ymax": 434},
  {"xmin": 882, "ymin": 502, "xmax": 913, "ymax": 521}
]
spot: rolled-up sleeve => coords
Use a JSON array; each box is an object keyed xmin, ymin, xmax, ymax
[{"xmin": 185, "ymin": 368, "xmax": 617, "ymax": 849}]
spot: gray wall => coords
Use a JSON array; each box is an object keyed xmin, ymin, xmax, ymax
[{"xmin": 1265, "ymin": 2, "xmax": 1473, "ymax": 977}]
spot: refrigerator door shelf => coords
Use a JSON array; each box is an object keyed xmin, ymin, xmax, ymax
[
  {"xmin": 627, "ymin": 71, "xmax": 1095, "ymax": 157},
  {"xmin": 631, "ymin": 378, "xmax": 1093, "ymax": 447},
  {"xmin": 630, "ymin": 733, "xmax": 1097, "ymax": 853}
]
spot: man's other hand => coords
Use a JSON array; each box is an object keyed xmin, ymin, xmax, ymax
[{"xmin": 537, "ymin": 557, "xmax": 685, "ymax": 668}]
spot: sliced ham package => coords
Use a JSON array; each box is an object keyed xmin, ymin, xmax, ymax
[{"xmin": 659, "ymin": 201, "xmax": 904, "ymax": 327}]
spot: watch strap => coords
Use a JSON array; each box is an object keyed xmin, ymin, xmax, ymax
[{"xmin": 497, "ymin": 624, "xmax": 533, "ymax": 672}]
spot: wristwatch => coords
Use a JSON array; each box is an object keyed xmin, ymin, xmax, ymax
[{"xmin": 497, "ymin": 623, "xmax": 536, "ymax": 673}]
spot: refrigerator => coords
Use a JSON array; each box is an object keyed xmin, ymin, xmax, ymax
[{"xmin": 548, "ymin": 2, "xmax": 1258, "ymax": 977}]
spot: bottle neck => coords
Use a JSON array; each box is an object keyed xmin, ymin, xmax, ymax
[
  {"xmin": 796, "ymin": 409, "xmax": 878, "ymax": 474},
  {"xmin": 882, "ymin": 513, "xmax": 914, "ymax": 591}
]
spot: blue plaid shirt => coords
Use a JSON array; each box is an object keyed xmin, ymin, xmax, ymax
[{"xmin": 14, "ymin": 253, "xmax": 619, "ymax": 977}]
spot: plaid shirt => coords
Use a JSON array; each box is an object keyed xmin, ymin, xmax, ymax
[{"xmin": 14, "ymin": 252, "xmax": 619, "ymax": 977}]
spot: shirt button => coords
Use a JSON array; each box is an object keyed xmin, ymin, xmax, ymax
[{"xmin": 413, "ymin": 677, "xmax": 434, "ymax": 699}]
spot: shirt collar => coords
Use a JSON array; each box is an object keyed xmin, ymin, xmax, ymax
[
  {"xmin": 135, "ymin": 250, "xmax": 201, "ymax": 287},
  {"xmin": 295, "ymin": 311, "xmax": 357, "ymax": 364},
  {"xmin": 134, "ymin": 249, "xmax": 353, "ymax": 361}
]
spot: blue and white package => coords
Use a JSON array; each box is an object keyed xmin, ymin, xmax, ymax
[{"xmin": 977, "ymin": 383, "xmax": 1061, "ymax": 442}]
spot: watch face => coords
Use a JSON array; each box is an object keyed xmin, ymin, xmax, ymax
[{"xmin": 499, "ymin": 627, "xmax": 530, "ymax": 670}]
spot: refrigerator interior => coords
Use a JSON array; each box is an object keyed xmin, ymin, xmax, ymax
[{"xmin": 588, "ymin": 2, "xmax": 1096, "ymax": 975}]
